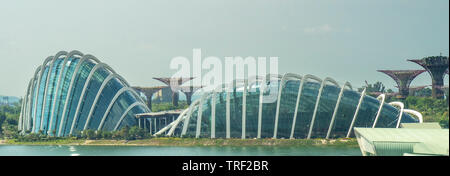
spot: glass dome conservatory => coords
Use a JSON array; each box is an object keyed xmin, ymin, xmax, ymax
[
  {"xmin": 156, "ymin": 73, "xmax": 422, "ymax": 139},
  {"xmin": 18, "ymin": 50, "xmax": 150, "ymax": 137}
]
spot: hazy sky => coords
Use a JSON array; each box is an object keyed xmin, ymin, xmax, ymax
[{"xmin": 0, "ymin": 0, "xmax": 448, "ymax": 97}]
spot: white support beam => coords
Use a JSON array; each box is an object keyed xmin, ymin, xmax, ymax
[
  {"xmin": 372, "ymin": 94, "xmax": 386, "ymax": 128},
  {"xmin": 257, "ymin": 74, "xmax": 282, "ymax": 139},
  {"xmin": 346, "ymin": 88, "xmax": 366, "ymax": 138},
  {"xmin": 50, "ymin": 50, "xmax": 84, "ymax": 135},
  {"xmin": 58, "ymin": 56, "xmax": 95, "ymax": 137},
  {"xmin": 195, "ymin": 91, "xmax": 208, "ymax": 138},
  {"xmin": 290, "ymin": 75, "xmax": 322, "ymax": 139},
  {"xmin": 27, "ymin": 66, "xmax": 42, "ymax": 132},
  {"xmin": 388, "ymin": 102, "xmax": 405, "ymax": 128},
  {"xmin": 181, "ymin": 102, "xmax": 196, "ymax": 136},
  {"xmin": 225, "ymin": 83, "xmax": 232, "ymax": 138},
  {"xmin": 403, "ymin": 109, "xmax": 423, "ymax": 123},
  {"xmin": 211, "ymin": 90, "xmax": 216, "ymax": 138},
  {"xmin": 326, "ymin": 82, "xmax": 352, "ymax": 139},
  {"xmin": 97, "ymin": 87, "xmax": 135, "ymax": 131},
  {"xmin": 48, "ymin": 56, "xmax": 69, "ymax": 134},
  {"xmin": 273, "ymin": 73, "xmax": 302, "ymax": 139},
  {"xmin": 307, "ymin": 77, "xmax": 340, "ymax": 139},
  {"xmin": 32, "ymin": 56, "xmax": 54, "ymax": 133},
  {"xmin": 83, "ymin": 74, "xmax": 121, "ymax": 131},
  {"xmin": 241, "ymin": 79, "xmax": 247, "ymax": 139},
  {"xmin": 179, "ymin": 99, "xmax": 202, "ymax": 136},
  {"xmin": 167, "ymin": 108, "xmax": 189, "ymax": 136},
  {"xmin": 70, "ymin": 63, "xmax": 114, "ymax": 135},
  {"xmin": 40, "ymin": 56, "xmax": 57, "ymax": 132},
  {"xmin": 41, "ymin": 51, "xmax": 68, "ymax": 133},
  {"xmin": 113, "ymin": 103, "xmax": 147, "ymax": 131}
]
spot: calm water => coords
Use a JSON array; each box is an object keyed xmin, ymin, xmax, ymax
[{"xmin": 0, "ymin": 145, "xmax": 361, "ymax": 156}]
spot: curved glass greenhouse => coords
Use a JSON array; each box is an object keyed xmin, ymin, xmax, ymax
[
  {"xmin": 158, "ymin": 73, "xmax": 422, "ymax": 139},
  {"xmin": 18, "ymin": 50, "xmax": 150, "ymax": 137}
]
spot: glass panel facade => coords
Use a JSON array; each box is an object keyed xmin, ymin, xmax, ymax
[
  {"xmin": 172, "ymin": 79, "xmax": 419, "ymax": 139},
  {"xmin": 34, "ymin": 66, "xmax": 50, "ymax": 133},
  {"xmin": 42, "ymin": 59, "xmax": 64, "ymax": 133},
  {"xmin": 22, "ymin": 52, "xmax": 150, "ymax": 136},
  {"xmin": 87, "ymin": 78, "xmax": 124, "ymax": 130},
  {"xmin": 72, "ymin": 68, "xmax": 110, "ymax": 134}
]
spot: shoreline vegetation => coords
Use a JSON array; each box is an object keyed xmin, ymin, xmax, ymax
[{"xmin": 1, "ymin": 138, "xmax": 358, "ymax": 147}]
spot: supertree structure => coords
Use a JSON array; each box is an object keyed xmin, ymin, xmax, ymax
[
  {"xmin": 153, "ymin": 77, "xmax": 195, "ymax": 106},
  {"xmin": 408, "ymin": 56, "xmax": 449, "ymax": 99},
  {"xmin": 377, "ymin": 70, "xmax": 426, "ymax": 99},
  {"xmin": 132, "ymin": 86, "xmax": 167, "ymax": 110}
]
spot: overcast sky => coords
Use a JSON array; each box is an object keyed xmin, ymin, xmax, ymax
[{"xmin": 0, "ymin": 0, "xmax": 448, "ymax": 97}]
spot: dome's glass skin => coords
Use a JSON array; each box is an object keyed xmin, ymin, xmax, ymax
[
  {"xmin": 18, "ymin": 51, "xmax": 150, "ymax": 137},
  {"xmin": 164, "ymin": 74, "xmax": 419, "ymax": 139}
]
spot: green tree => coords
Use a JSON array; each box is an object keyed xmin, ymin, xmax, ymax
[
  {"xmin": 0, "ymin": 112, "xmax": 6, "ymax": 135},
  {"xmin": 358, "ymin": 81, "xmax": 386, "ymax": 93},
  {"xmin": 82, "ymin": 129, "xmax": 97, "ymax": 140}
]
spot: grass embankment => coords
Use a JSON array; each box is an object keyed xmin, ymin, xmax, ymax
[{"xmin": 2, "ymin": 138, "xmax": 358, "ymax": 147}]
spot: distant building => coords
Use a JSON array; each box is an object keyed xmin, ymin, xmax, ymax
[{"xmin": 0, "ymin": 96, "xmax": 20, "ymax": 106}]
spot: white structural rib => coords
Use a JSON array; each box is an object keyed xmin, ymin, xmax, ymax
[
  {"xmin": 81, "ymin": 71, "xmax": 147, "ymax": 131},
  {"xmin": 403, "ymin": 109, "xmax": 423, "ymax": 123},
  {"xmin": 49, "ymin": 50, "xmax": 83, "ymax": 135},
  {"xmin": 70, "ymin": 62, "xmax": 113, "ymax": 135},
  {"xmin": 326, "ymin": 82, "xmax": 352, "ymax": 139},
  {"xmin": 113, "ymin": 102, "xmax": 148, "ymax": 131},
  {"xmin": 25, "ymin": 78, "xmax": 35, "ymax": 131},
  {"xmin": 242, "ymin": 76, "xmax": 263, "ymax": 139},
  {"xmin": 19, "ymin": 79, "xmax": 32, "ymax": 131},
  {"xmin": 97, "ymin": 87, "xmax": 136, "ymax": 131},
  {"xmin": 27, "ymin": 66, "xmax": 42, "ymax": 132},
  {"xmin": 346, "ymin": 88, "xmax": 366, "ymax": 138},
  {"xmin": 155, "ymin": 107, "xmax": 189, "ymax": 136},
  {"xmin": 58, "ymin": 54, "xmax": 105, "ymax": 136},
  {"xmin": 225, "ymin": 81, "xmax": 233, "ymax": 138},
  {"xmin": 82, "ymin": 73, "xmax": 117, "ymax": 131},
  {"xmin": 154, "ymin": 119, "xmax": 176, "ymax": 136},
  {"xmin": 257, "ymin": 74, "xmax": 282, "ymax": 138},
  {"xmin": 32, "ymin": 56, "xmax": 54, "ymax": 133},
  {"xmin": 39, "ymin": 56, "xmax": 57, "ymax": 131},
  {"xmin": 241, "ymin": 79, "xmax": 247, "ymax": 139},
  {"xmin": 290, "ymin": 74, "xmax": 322, "ymax": 139},
  {"xmin": 23, "ymin": 78, "xmax": 34, "ymax": 131},
  {"xmin": 195, "ymin": 91, "xmax": 209, "ymax": 138},
  {"xmin": 211, "ymin": 89, "xmax": 216, "ymax": 138},
  {"xmin": 388, "ymin": 102, "xmax": 404, "ymax": 128},
  {"xmin": 307, "ymin": 77, "xmax": 340, "ymax": 139},
  {"xmin": 273, "ymin": 73, "xmax": 302, "ymax": 139},
  {"xmin": 181, "ymin": 99, "xmax": 200, "ymax": 136},
  {"xmin": 47, "ymin": 56, "xmax": 69, "ymax": 134},
  {"xmin": 167, "ymin": 108, "xmax": 190, "ymax": 136},
  {"xmin": 40, "ymin": 51, "xmax": 67, "ymax": 132},
  {"xmin": 371, "ymin": 94, "xmax": 386, "ymax": 128},
  {"xmin": 83, "ymin": 73, "xmax": 122, "ymax": 130}
]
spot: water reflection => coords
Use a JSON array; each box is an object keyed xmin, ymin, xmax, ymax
[{"xmin": 0, "ymin": 145, "xmax": 361, "ymax": 156}]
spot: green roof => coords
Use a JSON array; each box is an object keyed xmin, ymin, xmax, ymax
[
  {"xmin": 354, "ymin": 128, "xmax": 449, "ymax": 156},
  {"xmin": 400, "ymin": 122, "xmax": 442, "ymax": 129}
]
